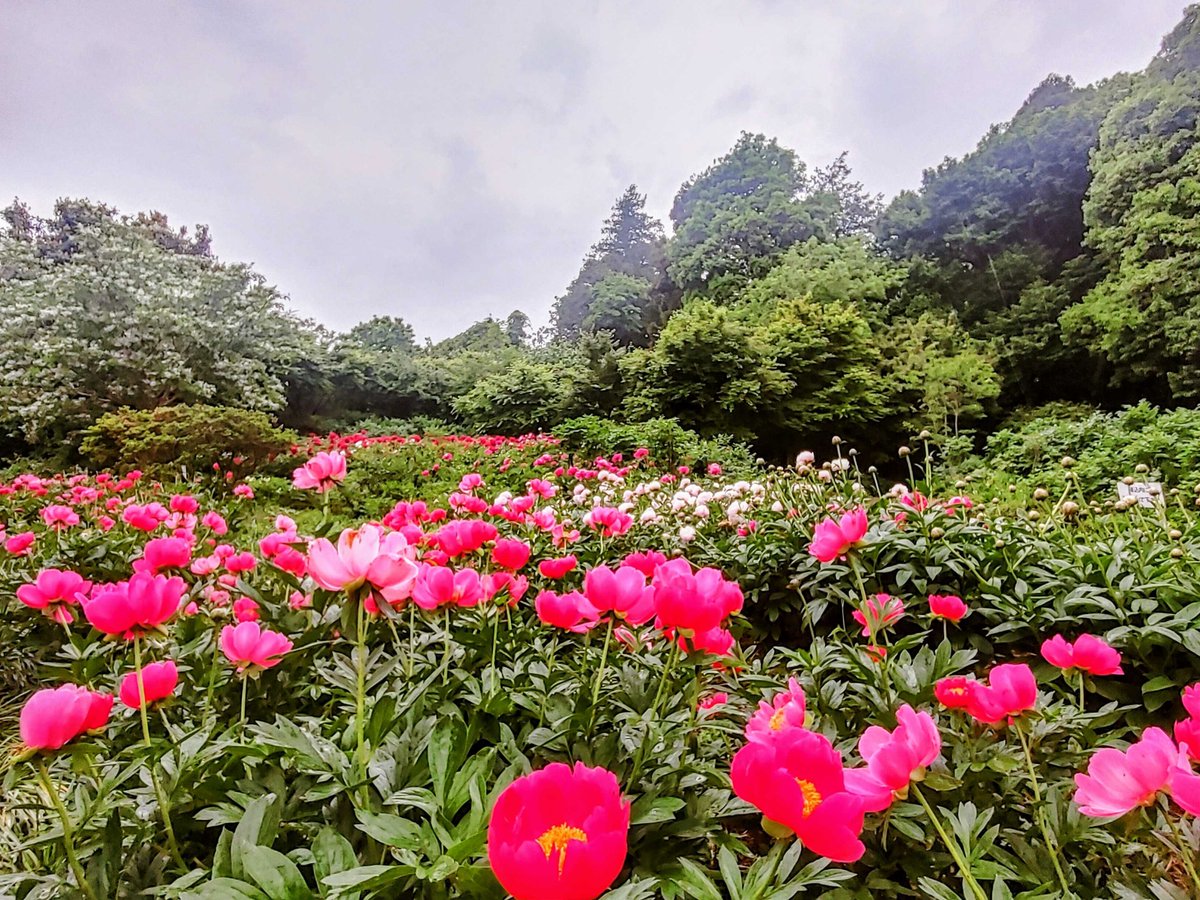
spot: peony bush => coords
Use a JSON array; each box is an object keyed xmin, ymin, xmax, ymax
[{"xmin": 2, "ymin": 434, "xmax": 1200, "ymax": 898}]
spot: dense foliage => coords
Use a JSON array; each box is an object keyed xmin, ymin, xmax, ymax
[{"xmin": 5, "ymin": 434, "xmax": 1200, "ymax": 899}]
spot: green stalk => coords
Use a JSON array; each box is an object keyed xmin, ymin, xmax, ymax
[
  {"xmin": 406, "ymin": 604, "xmax": 415, "ymax": 679},
  {"xmin": 134, "ymin": 637, "xmax": 185, "ymax": 869},
  {"xmin": 133, "ymin": 637, "xmax": 152, "ymax": 746},
  {"xmin": 489, "ymin": 604, "xmax": 501, "ymax": 698},
  {"xmin": 911, "ymin": 783, "xmax": 987, "ymax": 900},
  {"xmin": 239, "ymin": 675, "xmax": 248, "ymax": 741},
  {"xmin": 1014, "ymin": 721, "xmax": 1073, "ymax": 896},
  {"xmin": 1164, "ymin": 805, "xmax": 1200, "ymax": 891},
  {"xmin": 34, "ymin": 758, "xmax": 98, "ymax": 900},
  {"xmin": 591, "ymin": 619, "xmax": 614, "ymax": 707},
  {"xmin": 203, "ymin": 625, "xmax": 221, "ymax": 725},
  {"xmin": 354, "ymin": 592, "xmax": 369, "ymax": 802}
]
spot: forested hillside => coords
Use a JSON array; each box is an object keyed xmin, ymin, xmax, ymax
[{"xmin": 3, "ymin": 7, "xmax": 1200, "ymax": 460}]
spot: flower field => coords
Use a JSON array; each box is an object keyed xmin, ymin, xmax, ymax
[{"xmin": 4, "ymin": 434, "xmax": 1200, "ymax": 899}]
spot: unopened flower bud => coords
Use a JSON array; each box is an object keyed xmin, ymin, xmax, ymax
[
  {"xmin": 1136, "ymin": 463, "xmax": 1149, "ymax": 474},
  {"xmin": 1172, "ymin": 547, "xmax": 1185, "ymax": 559},
  {"xmin": 1171, "ymin": 529, "xmax": 1183, "ymax": 540},
  {"xmin": 1028, "ymin": 510, "xmax": 1040, "ymax": 521},
  {"xmin": 930, "ymin": 527, "xmax": 944, "ymax": 539},
  {"xmin": 898, "ymin": 446, "xmax": 911, "ymax": 457},
  {"xmin": 1033, "ymin": 488, "xmax": 1049, "ymax": 501},
  {"xmin": 1060, "ymin": 501, "xmax": 1079, "ymax": 518},
  {"xmin": 1061, "ymin": 456, "xmax": 1076, "ymax": 468}
]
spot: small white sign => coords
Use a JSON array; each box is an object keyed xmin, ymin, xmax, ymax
[{"xmin": 1117, "ymin": 481, "xmax": 1162, "ymax": 507}]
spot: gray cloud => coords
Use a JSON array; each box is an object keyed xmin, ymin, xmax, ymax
[{"xmin": 0, "ymin": 1, "xmax": 1186, "ymax": 339}]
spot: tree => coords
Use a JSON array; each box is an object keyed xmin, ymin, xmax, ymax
[
  {"xmin": 580, "ymin": 273, "xmax": 652, "ymax": 345},
  {"xmin": 808, "ymin": 152, "xmax": 884, "ymax": 237},
  {"xmin": 876, "ymin": 74, "xmax": 1129, "ymax": 273},
  {"xmin": 1062, "ymin": 49, "xmax": 1200, "ymax": 399},
  {"xmin": 452, "ymin": 359, "xmax": 569, "ymax": 434},
  {"xmin": 749, "ymin": 297, "xmax": 889, "ymax": 445},
  {"xmin": 878, "ymin": 314, "xmax": 1001, "ymax": 436},
  {"xmin": 551, "ymin": 186, "xmax": 665, "ymax": 342},
  {"xmin": 666, "ymin": 133, "xmax": 840, "ymax": 301},
  {"xmin": 503, "ymin": 310, "xmax": 531, "ymax": 346},
  {"xmin": 621, "ymin": 300, "xmax": 787, "ymax": 440},
  {"xmin": 0, "ymin": 199, "xmax": 316, "ymax": 444},
  {"xmin": 738, "ymin": 237, "xmax": 907, "ymax": 316},
  {"xmin": 345, "ymin": 316, "xmax": 417, "ymax": 353}
]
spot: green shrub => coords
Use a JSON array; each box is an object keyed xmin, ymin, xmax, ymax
[
  {"xmin": 556, "ymin": 415, "xmax": 758, "ymax": 472},
  {"xmin": 79, "ymin": 404, "xmax": 294, "ymax": 477},
  {"xmin": 983, "ymin": 401, "xmax": 1200, "ymax": 493}
]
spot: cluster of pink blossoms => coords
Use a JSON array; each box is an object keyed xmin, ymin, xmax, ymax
[{"xmin": 731, "ymin": 678, "xmax": 940, "ymax": 863}]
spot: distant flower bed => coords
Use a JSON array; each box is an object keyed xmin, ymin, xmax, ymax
[{"xmin": 3, "ymin": 436, "xmax": 1200, "ymax": 898}]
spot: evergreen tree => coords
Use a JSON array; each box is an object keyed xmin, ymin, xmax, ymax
[{"xmin": 551, "ymin": 186, "xmax": 665, "ymax": 343}]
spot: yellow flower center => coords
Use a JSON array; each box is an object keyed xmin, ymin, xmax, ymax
[
  {"xmin": 770, "ymin": 708, "xmax": 787, "ymax": 730},
  {"xmin": 536, "ymin": 823, "xmax": 588, "ymax": 876},
  {"xmin": 796, "ymin": 779, "xmax": 822, "ymax": 818}
]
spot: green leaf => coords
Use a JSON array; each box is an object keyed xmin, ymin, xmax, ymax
[
  {"xmin": 674, "ymin": 859, "xmax": 723, "ymax": 900},
  {"xmin": 354, "ymin": 810, "xmax": 422, "ymax": 851},
  {"xmin": 184, "ymin": 878, "xmax": 271, "ymax": 900},
  {"xmin": 917, "ymin": 877, "xmax": 964, "ymax": 900},
  {"xmin": 232, "ymin": 794, "xmax": 281, "ymax": 881},
  {"xmin": 323, "ymin": 865, "xmax": 412, "ymax": 897},
  {"xmin": 717, "ymin": 846, "xmax": 742, "ymax": 894},
  {"xmin": 242, "ymin": 845, "xmax": 314, "ymax": 900},
  {"xmin": 630, "ymin": 796, "xmax": 686, "ymax": 825},
  {"xmin": 312, "ymin": 827, "xmax": 356, "ymax": 889}
]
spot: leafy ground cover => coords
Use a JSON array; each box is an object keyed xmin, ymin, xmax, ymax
[{"xmin": 2, "ymin": 433, "xmax": 1200, "ymax": 899}]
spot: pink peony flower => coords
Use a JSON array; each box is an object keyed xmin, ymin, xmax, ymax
[
  {"xmin": 539, "ymin": 555, "xmax": 578, "ymax": 579},
  {"xmin": 808, "ymin": 508, "xmax": 868, "ymax": 562},
  {"xmin": 21, "ymin": 685, "xmax": 113, "ymax": 750},
  {"xmin": 17, "ymin": 569, "xmax": 91, "ymax": 624},
  {"xmin": 652, "ymin": 557, "xmax": 742, "ymax": 635},
  {"xmin": 83, "ymin": 573, "xmax": 185, "ymax": 639},
  {"xmin": 583, "ymin": 565, "xmax": 656, "ymax": 626},
  {"xmin": 292, "ymin": 450, "xmax": 348, "ymax": 492},
  {"xmin": 535, "ymin": 590, "xmax": 600, "ymax": 633},
  {"xmin": 307, "ymin": 524, "xmax": 418, "ymax": 605},
  {"xmin": 220, "ymin": 621, "xmax": 293, "ymax": 672},
  {"xmin": 118, "ymin": 659, "xmax": 179, "ymax": 709},
  {"xmin": 1040, "ymin": 634, "xmax": 1123, "ymax": 676},
  {"xmin": 844, "ymin": 705, "xmax": 942, "ymax": 811},
  {"xmin": 1073, "ymin": 727, "xmax": 1177, "ymax": 817},
  {"xmin": 852, "ymin": 594, "xmax": 906, "ymax": 638},
  {"xmin": 928, "ymin": 594, "xmax": 968, "ymax": 623},
  {"xmin": 731, "ymin": 728, "xmax": 867, "ymax": 863},
  {"xmin": 746, "ymin": 678, "xmax": 808, "ymax": 742}
]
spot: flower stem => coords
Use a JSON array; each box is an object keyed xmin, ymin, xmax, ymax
[
  {"xmin": 133, "ymin": 637, "xmax": 151, "ymax": 747},
  {"xmin": 239, "ymin": 675, "xmax": 248, "ymax": 741},
  {"xmin": 203, "ymin": 626, "xmax": 221, "ymax": 724},
  {"xmin": 1014, "ymin": 721, "xmax": 1073, "ymax": 896},
  {"xmin": 489, "ymin": 604, "xmax": 502, "ymax": 698},
  {"xmin": 33, "ymin": 758, "xmax": 98, "ymax": 900},
  {"xmin": 406, "ymin": 604, "xmax": 415, "ymax": 679},
  {"xmin": 354, "ymin": 592, "xmax": 368, "ymax": 802},
  {"xmin": 441, "ymin": 613, "xmax": 452, "ymax": 685},
  {"xmin": 133, "ymin": 638, "xmax": 185, "ymax": 869},
  {"xmin": 911, "ymin": 783, "xmax": 987, "ymax": 900},
  {"xmin": 591, "ymin": 619, "xmax": 614, "ymax": 708},
  {"xmin": 1166, "ymin": 809, "xmax": 1200, "ymax": 890}
]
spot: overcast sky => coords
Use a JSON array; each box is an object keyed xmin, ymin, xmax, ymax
[{"xmin": 1, "ymin": 1, "xmax": 1187, "ymax": 340}]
